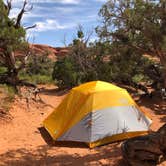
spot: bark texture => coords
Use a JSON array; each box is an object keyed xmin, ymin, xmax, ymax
[{"xmin": 122, "ymin": 124, "xmax": 166, "ymax": 166}]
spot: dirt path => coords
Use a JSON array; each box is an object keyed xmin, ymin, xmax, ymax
[{"xmin": 0, "ymin": 85, "xmax": 165, "ymax": 166}]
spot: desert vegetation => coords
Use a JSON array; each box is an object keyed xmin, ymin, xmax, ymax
[
  {"xmin": 0, "ymin": 0, "xmax": 165, "ymax": 92},
  {"xmin": 53, "ymin": 0, "xmax": 166, "ymax": 93},
  {"xmin": 0, "ymin": 0, "xmax": 166, "ymax": 165}
]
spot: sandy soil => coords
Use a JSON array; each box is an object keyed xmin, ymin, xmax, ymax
[{"xmin": 0, "ymin": 85, "xmax": 165, "ymax": 166}]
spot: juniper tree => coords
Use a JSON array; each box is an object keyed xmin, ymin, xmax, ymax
[
  {"xmin": 0, "ymin": 0, "xmax": 35, "ymax": 89},
  {"xmin": 97, "ymin": 0, "xmax": 166, "ymax": 88}
]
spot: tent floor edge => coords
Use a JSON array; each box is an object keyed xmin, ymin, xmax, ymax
[{"xmin": 87, "ymin": 131, "xmax": 149, "ymax": 148}]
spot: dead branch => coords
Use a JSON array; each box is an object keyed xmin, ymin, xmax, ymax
[
  {"xmin": 25, "ymin": 24, "xmax": 37, "ymax": 30},
  {"xmin": 15, "ymin": 0, "xmax": 33, "ymax": 28},
  {"xmin": 6, "ymin": 0, "xmax": 12, "ymax": 15},
  {"xmin": 85, "ymin": 29, "xmax": 93, "ymax": 45}
]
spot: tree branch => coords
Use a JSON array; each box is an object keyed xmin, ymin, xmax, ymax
[
  {"xmin": 15, "ymin": 0, "xmax": 33, "ymax": 28},
  {"xmin": 6, "ymin": 0, "xmax": 12, "ymax": 15},
  {"xmin": 25, "ymin": 24, "xmax": 36, "ymax": 30}
]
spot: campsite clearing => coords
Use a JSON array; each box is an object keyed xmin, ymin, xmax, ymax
[{"xmin": 0, "ymin": 84, "xmax": 165, "ymax": 166}]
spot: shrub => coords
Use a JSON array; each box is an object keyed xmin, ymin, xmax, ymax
[
  {"xmin": 52, "ymin": 29, "xmax": 159, "ymax": 90},
  {"xmin": 52, "ymin": 57, "xmax": 80, "ymax": 88},
  {"xmin": 108, "ymin": 52, "xmax": 154, "ymax": 86},
  {"xmin": 26, "ymin": 53, "xmax": 54, "ymax": 76},
  {"xmin": 19, "ymin": 53, "xmax": 54, "ymax": 85},
  {"xmin": 52, "ymin": 28, "xmax": 99, "ymax": 88},
  {"xmin": 0, "ymin": 84, "xmax": 15, "ymax": 112},
  {"xmin": 19, "ymin": 74, "xmax": 53, "ymax": 85},
  {"xmin": 0, "ymin": 67, "xmax": 7, "ymax": 74}
]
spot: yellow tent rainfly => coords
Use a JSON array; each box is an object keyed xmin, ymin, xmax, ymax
[{"xmin": 43, "ymin": 81, "xmax": 152, "ymax": 148}]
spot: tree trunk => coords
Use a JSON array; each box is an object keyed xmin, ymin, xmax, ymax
[
  {"xmin": 0, "ymin": 69, "xmax": 19, "ymax": 90},
  {"xmin": 159, "ymin": 54, "xmax": 166, "ymax": 89},
  {"xmin": 0, "ymin": 71, "xmax": 36, "ymax": 90},
  {"xmin": 122, "ymin": 124, "xmax": 166, "ymax": 166},
  {"xmin": 162, "ymin": 64, "xmax": 166, "ymax": 89}
]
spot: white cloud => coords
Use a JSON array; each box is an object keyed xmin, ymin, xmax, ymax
[
  {"xmin": 7, "ymin": 0, "xmax": 81, "ymax": 20},
  {"xmin": 9, "ymin": 0, "xmax": 80, "ymax": 5},
  {"xmin": 55, "ymin": 6, "xmax": 77, "ymax": 13},
  {"xmin": 94, "ymin": 0, "xmax": 107, "ymax": 2},
  {"xmin": 59, "ymin": 0, "xmax": 80, "ymax": 4},
  {"xmin": 36, "ymin": 19, "xmax": 66, "ymax": 31},
  {"xmin": 33, "ymin": 19, "xmax": 75, "ymax": 32}
]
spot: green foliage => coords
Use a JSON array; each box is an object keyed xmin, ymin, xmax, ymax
[
  {"xmin": 52, "ymin": 28, "xmax": 156, "ymax": 89},
  {"xmin": 52, "ymin": 29, "xmax": 99, "ymax": 88},
  {"xmin": 52, "ymin": 57, "xmax": 79, "ymax": 88},
  {"xmin": 0, "ymin": 0, "xmax": 29, "ymax": 88},
  {"xmin": 0, "ymin": 67, "xmax": 7, "ymax": 74},
  {"xmin": 132, "ymin": 74, "xmax": 147, "ymax": 84},
  {"xmin": 0, "ymin": 0, "xmax": 27, "ymax": 53},
  {"xmin": 95, "ymin": 43, "xmax": 155, "ymax": 85},
  {"xmin": 97, "ymin": 0, "xmax": 166, "ymax": 87},
  {"xmin": 26, "ymin": 54, "xmax": 54, "ymax": 76},
  {"xmin": 77, "ymin": 30, "xmax": 84, "ymax": 39},
  {"xmin": 108, "ymin": 53, "xmax": 154, "ymax": 85},
  {"xmin": 19, "ymin": 74, "xmax": 53, "ymax": 85},
  {"xmin": 0, "ymin": 84, "xmax": 15, "ymax": 112},
  {"xmin": 19, "ymin": 54, "xmax": 54, "ymax": 85},
  {"xmin": 52, "ymin": 56, "xmax": 99, "ymax": 88},
  {"xmin": 97, "ymin": 63, "xmax": 112, "ymax": 81}
]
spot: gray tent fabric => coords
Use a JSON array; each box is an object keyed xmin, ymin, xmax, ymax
[
  {"xmin": 58, "ymin": 106, "xmax": 151, "ymax": 142},
  {"xmin": 57, "ymin": 112, "xmax": 92, "ymax": 142}
]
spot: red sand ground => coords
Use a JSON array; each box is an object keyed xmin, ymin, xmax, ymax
[{"xmin": 0, "ymin": 85, "xmax": 166, "ymax": 166}]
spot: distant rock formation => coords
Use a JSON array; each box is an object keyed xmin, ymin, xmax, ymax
[
  {"xmin": 29, "ymin": 44, "xmax": 69, "ymax": 61},
  {"xmin": 0, "ymin": 44, "xmax": 69, "ymax": 61}
]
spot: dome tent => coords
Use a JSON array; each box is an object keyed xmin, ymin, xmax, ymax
[{"xmin": 43, "ymin": 81, "xmax": 152, "ymax": 148}]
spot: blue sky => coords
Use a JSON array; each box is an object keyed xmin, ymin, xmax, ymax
[{"xmin": 8, "ymin": 0, "xmax": 107, "ymax": 47}]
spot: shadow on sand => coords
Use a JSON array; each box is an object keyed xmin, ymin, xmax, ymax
[
  {"xmin": 137, "ymin": 95, "xmax": 166, "ymax": 123},
  {"xmin": 0, "ymin": 127, "xmax": 125, "ymax": 166},
  {"xmin": 39, "ymin": 87, "xmax": 69, "ymax": 97},
  {"xmin": 38, "ymin": 127, "xmax": 88, "ymax": 149},
  {"xmin": 0, "ymin": 145, "xmax": 125, "ymax": 166}
]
